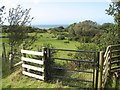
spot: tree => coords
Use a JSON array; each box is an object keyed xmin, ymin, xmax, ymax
[
  {"xmin": 0, "ymin": 6, "xmax": 6, "ymax": 25},
  {"xmin": 7, "ymin": 5, "xmax": 37, "ymax": 56},
  {"xmin": 99, "ymin": 23, "xmax": 115, "ymax": 32},
  {"xmin": 106, "ymin": 1, "xmax": 120, "ymax": 43},
  {"xmin": 67, "ymin": 20, "xmax": 99, "ymax": 42},
  {"xmin": 7, "ymin": 5, "xmax": 33, "ymax": 45}
]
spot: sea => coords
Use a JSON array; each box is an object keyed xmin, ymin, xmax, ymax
[{"xmin": 32, "ymin": 25, "xmax": 69, "ymax": 29}]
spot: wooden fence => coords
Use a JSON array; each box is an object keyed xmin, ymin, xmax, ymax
[
  {"xmin": 98, "ymin": 44, "xmax": 120, "ymax": 88},
  {"xmin": 21, "ymin": 47, "xmax": 47, "ymax": 81}
]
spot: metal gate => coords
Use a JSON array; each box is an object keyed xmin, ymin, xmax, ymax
[{"xmin": 47, "ymin": 48, "xmax": 99, "ymax": 89}]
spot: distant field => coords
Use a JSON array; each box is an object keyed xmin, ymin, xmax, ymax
[
  {"xmin": 2, "ymin": 32, "xmax": 80, "ymax": 49},
  {"xmin": 30, "ymin": 32, "xmax": 80, "ymax": 50},
  {"xmin": 2, "ymin": 32, "xmax": 82, "ymax": 60}
]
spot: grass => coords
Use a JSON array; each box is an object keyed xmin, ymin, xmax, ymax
[
  {"xmin": 1, "ymin": 32, "xmax": 81, "ymax": 89},
  {"xmin": 31, "ymin": 32, "xmax": 80, "ymax": 50},
  {"xmin": 2, "ymin": 57, "xmax": 69, "ymax": 88},
  {"xmin": 2, "ymin": 68, "xmax": 69, "ymax": 88},
  {"xmin": 105, "ymin": 75, "xmax": 120, "ymax": 89},
  {"xmin": 1, "ymin": 32, "xmax": 120, "ymax": 89}
]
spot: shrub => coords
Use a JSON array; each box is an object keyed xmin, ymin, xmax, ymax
[
  {"xmin": 40, "ymin": 35, "xmax": 43, "ymax": 37},
  {"xmin": 67, "ymin": 53, "xmax": 73, "ymax": 56},
  {"xmin": 73, "ymin": 43, "xmax": 99, "ymax": 69},
  {"xmin": 57, "ymin": 35, "xmax": 65, "ymax": 40},
  {"xmin": 64, "ymin": 40, "xmax": 69, "ymax": 43},
  {"xmin": 51, "ymin": 35, "xmax": 56, "ymax": 38}
]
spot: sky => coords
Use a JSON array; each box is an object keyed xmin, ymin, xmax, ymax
[{"xmin": 1, "ymin": 0, "xmax": 115, "ymax": 25}]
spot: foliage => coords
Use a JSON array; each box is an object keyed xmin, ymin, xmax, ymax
[
  {"xmin": 67, "ymin": 20, "xmax": 100, "ymax": 42},
  {"xmin": 99, "ymin": 23, "xmax": 114, "ymax": 32},
  {"xmin": 41, "ymin": 43, "xmax": 54, "ymax": 49},
  {"xmin": 36, "ymin": 28, "xmax": 47, "ymax": 33},
  {"xmin": 0, "ymin": 6, "xmax": 6, "ymax": 25},
  {"xmin": 64, "ymin": 40, "xmax": 69, "ymax": 43},
  {"xmin": 8, "ymin": 5, "xmax": 33, "ymax": 26},
  {"xmin": 106, "ymin": 1, "xmax": 120, "ymax": 43},
  {"xmin": 5, "ymin": 5, "xmax": 37, "ymax": 53},
  {"xmin": 92, "ymin": 31, "xmax": 119, "ymax": 50},
  {"xmin": 57, "ymin": 35, "xmax": 65, "ymax": 40},
  {"xmin": 8, "ymin": 26, "xmax": 28, "ymax": 46},
  {"xmin": 92, "ymin": 22, "xmax": 119, "ymax": 50},
  {"xmin": 73, "ymin": 43, "xmax": 99, "ymax": 69}
]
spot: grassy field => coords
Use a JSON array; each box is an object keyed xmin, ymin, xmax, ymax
[
  {"xmin": 1, "ymin": 32, "xmax": 81, "ymax": 89},
  {"xmin": 1, "ymin": 32, "xmax": 120, "ymax": 89},
  {"xmin": 30, "ymin": 33, "xmax": 80, "ymax": 50},
  {"xmin": 2, "ymin": 67, "xmax": 69, "ymax": 88}
]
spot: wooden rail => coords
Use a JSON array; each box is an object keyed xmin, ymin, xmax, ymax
[
  {"xmin": 98, "ymin": 44, "xmax": 120, "ymax": 88},
  {"xmin": 21, "ymin": 47, "xmax": 47, "ymax": 81},
  {"xmin": 21, "ymin": 49, "xmax": 44, "ymax": 56}
]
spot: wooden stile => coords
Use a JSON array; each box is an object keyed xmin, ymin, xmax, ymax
[
  {"xmin": 21, "ymin": 47, "xmax": 46, "ymax": 81},
  {"xmin": 99, "ymin": 44, "xmax": 120, "ymax": 88}
]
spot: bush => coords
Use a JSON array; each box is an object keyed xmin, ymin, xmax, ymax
[
  {"xmin": 67, "ymin": 53, "xmax": 73, "ymax": 56},
  {"xmin": 51, "ymin": 35, "xmax": 56, "ymax": 38},
  {"xmin": 40, "ymin": 35, "xmax": 43, "ymax": 37},
  {"xmin": 79, "ymin": 36, "xmax": 92, "ymax": 43},
  {"xmin": 64, "ymin": 40, "xmax": 69, "ymax": 43},
  {"xmin": 92, "ymin": 31, "xmax": 120, "ymax": 50},
  {"xmin": 73, "ymin": 43, "xmax": 99, "ymax": 69},
  {"xmin": 57, "ymin": 35, "xmax": 65, "ymax": 40},
  {"xmin": 68, "ymin": 37, "xmax": 72, "ymax": 41}
]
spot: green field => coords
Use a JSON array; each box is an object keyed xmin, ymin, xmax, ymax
[
  {"xmin": 1, "ymin": 32, "xmax": 120, "ymax": 89},
  {"xmin": 1, "ymin": 32, "xmax": 82, "ymax": 88},
  {"xmin": 29, "ymin": 33, "xmax": 80, "ymax": 50}
]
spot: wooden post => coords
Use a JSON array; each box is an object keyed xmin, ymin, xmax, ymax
[
  {"xmin": 2, "ymin": 43, "xmax": 7, "ymax": 63},
  {"xmin": 9, "ymin": 53, "xmax": 13, "ymax": 70},
  {"xmin": 42, "ymin": 47, "xmax": 48, "ymax": 81},
  {"xmin": 95, "ymin": 52, "xmax": 99, "ymax": 90},
  {"xmin": 47, "ymin": 48, "xmax": 51, "ymax": 80},
  {"xmin": 22, "ymin": 43, "xmax": 27, "ymax": 72},
  {"xmin": 98, "ymin": 51, "xmax": 104, "ymax": 89},
  {"xmin": 109, "ymin": 46, "xmax": 112, "ymax": 74}
]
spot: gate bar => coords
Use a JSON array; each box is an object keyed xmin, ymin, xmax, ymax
[{"xmin": 52, "ymin": 67, "xmax": 93, "ymax": 73}]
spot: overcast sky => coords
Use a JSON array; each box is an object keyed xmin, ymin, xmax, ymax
[{"xmin": 2, "ymin": 0, "xmax": 114, "ymax": 25}]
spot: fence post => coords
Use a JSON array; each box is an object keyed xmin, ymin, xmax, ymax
[
  {"xmin": 98, "ymin": 51, "xmax": 104, "ymax": 89},
  {"xmin": 2, "ymin": 43, "xmax": 7, "ymax": 63},
  {"xmin": 109, "ymin": 46, "xmax": 112, "ymax": 74},
  {"xmin": 42, "ymin": 47, "xmax": 48, "ymax": 81},
  {"xmin": 22, "ymin": 43, "xmax": 27, "ymax": 72},
  {"xmin": 95, "ymin": 52, "xmax": 99, "ymax": 90},
  {"xmin": 9, "ymin": 53, "xmax": 13, "ymax": 70}
]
